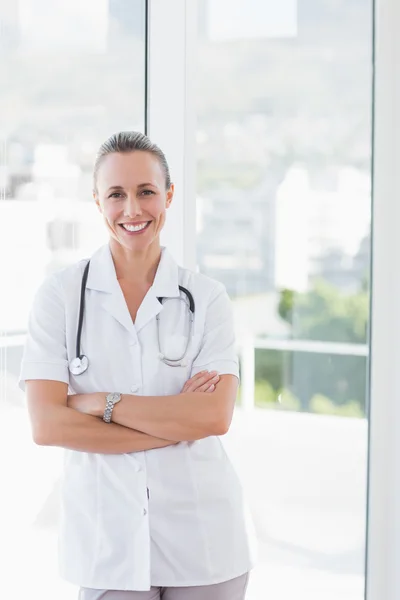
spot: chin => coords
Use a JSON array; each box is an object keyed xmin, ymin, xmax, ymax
[{"xmin": 120, "ymin": 236, "xmax": 156, "ymax": 252}]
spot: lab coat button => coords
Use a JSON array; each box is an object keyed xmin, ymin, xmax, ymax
[
  {"xmin": 131, "ymin": 385, "xmax": 139, "ymax": 393},
  {"xmin": 143, "ymin": 508, "xmax": 147, "ymax": 516}
]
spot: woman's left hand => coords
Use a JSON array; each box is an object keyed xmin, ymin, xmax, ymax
[
  {"xmin": 68, "ymin": 393, "xmax": 104, "ymax": 418},
  {"xmin": 181, "ymin": 371, "xmax": 220, "ymax": 394}
]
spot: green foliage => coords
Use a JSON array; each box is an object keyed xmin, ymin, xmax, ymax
[
  {"xmin": 253, "ymin": 349, "xmax": 367, "ymax": 416},
  {"xmin": 275, "ymin": 388, "xmax": 302, "ymax": 412},
  {"xmin": 238, "ymin": 376, "xmax": 365, "ymax": 418},
  {"xmin": 278, "ymin": 289, "xmax": 295, "ymax": 323},
  {"xmin": 254, "ymin": 380, "xmax": 276, "ymax": 406},
  {"xmin": 278, "ymin": 280, "xmax": 368, "ymax": 343},
  {"xmin": 244, "ymin": 280, "xmax": 369, "ymax": 418},
  {"xmin": 254, "ymin": 349, "xmax": 287, "ymax": 391},
  {"xmin": 310, "ymin": 394, "xmax": 364, "ymax": 419},
  {"xmin": 237, "ymin": 381, "xmax": 301, "ymax": 412},
  {"xmin": 237, "ymin": 380, "xmax": 275, "ymax": 406}
]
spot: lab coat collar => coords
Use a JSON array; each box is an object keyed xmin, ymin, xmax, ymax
[
  {"xmin": 85, "ymin": 244, "xmax": 118, "ymax": 293},
  {"xmin": 85, "ymin": 244, "xmax": 180, "ymax": 334},
  {"xmin": 136, "ymin": 247, "xmax": 181, "ymax": 333},
  {"xmin": 150, "ymin": 247, "xmax": 180, "ymax": 300}
]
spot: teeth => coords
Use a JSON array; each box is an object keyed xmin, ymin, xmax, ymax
[{"xmin": 122, "ymin": 222, "xmax": 148, "ymax": 232}]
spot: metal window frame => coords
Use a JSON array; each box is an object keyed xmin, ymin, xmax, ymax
[
  {"xmin": 366, "ymin": 0, "xmax": 400, "ymax": 598},
  {"xmin": 146, "ymin": 0, "xmax": 197, "ymax": 269}
]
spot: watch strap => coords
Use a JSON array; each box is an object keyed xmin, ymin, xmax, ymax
[{"xmin": 103, "ymin": 392, "xmax": 122, "ymax": 423}]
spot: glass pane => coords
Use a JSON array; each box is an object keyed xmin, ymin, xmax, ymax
[
  {"xmin": 0, "ymin": 1, "xmax": 146, "ymax": 598},
  {"xmin": 196, "ymin": 1, "xmax": 372, "ymax": 599}
]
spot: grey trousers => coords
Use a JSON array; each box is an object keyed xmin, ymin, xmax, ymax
[{"xmin": 79, "ymin": 573, "xmax": 250, "ymax": 600}]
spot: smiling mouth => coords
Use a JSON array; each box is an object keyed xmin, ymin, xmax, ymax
[{"xmin": 119, "ymin": 222, "xmax": 151, "ymax": 233}]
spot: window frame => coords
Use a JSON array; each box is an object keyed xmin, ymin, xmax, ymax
[
  {"xmin": 366, "ymin": 0, "xmax": 400, "ymax": 598},
  {"xmin": 146, "ymin": 0, "xmax": 198, "ymax": 270}
]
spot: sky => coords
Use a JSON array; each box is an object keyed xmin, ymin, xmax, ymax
[
  {"xmin": 207, "ymin": 0, "xmax": 298, "ymax": 41},
  {"xmin": 16, "ymin": 0, "xmax": 298, "ymax": 51},
  {"xmin": 18, "ymin": 0, "xmax": 109, "ymax": 52}
]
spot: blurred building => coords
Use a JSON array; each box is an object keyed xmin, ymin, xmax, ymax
[
  {"xmin": 274, "ymin": 165, "xmax": 371, "ymax": 293},
  {"xmin": 196, "ymin": 176, "xmax": 278, "ymax": 298},
  {"xmin": 0, "ymin": 0, "xmax": 21, "ymax": 53}
]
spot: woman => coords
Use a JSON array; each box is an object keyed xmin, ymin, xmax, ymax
[{"xmin": 20, "ymin": 131, "xmax": 256, "ymax": 599}]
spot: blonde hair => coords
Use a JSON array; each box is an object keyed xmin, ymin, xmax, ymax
[{"xmin": 93, "ymin": 131, "xmax": 172, "ymax": 191}]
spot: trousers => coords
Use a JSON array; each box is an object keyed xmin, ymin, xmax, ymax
[{"xmin": 79, "ymin": 573, "xmax": 250, "ymax": 600}]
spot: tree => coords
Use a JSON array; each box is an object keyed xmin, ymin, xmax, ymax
[
  {"xmin": 270, "ymin": 281, "xmax": 369, "ymax": 413},
  {"xmin": 278, "ymin": 280, "xmax": 368, "ymax": 343}
]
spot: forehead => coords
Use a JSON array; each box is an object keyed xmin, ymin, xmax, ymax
[{"xmin": 97, "ymin": 151, "xmax": 164, "ymax": 190}]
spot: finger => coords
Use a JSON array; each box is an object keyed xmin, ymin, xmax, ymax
[
  {"xmin": 192, "ymin": 375, "xmax": 218, "ymax": 392},
  {"xmin": 206, "ymin": 384, "xmax": 215, "ymax": 393},
  {"xmin": 185, "ymin": 371, "xmax": 217, "ymax": 392},
  {"xmin": 183, "ymin": 370, "xmax": 208, "ymax": 391},
  {"xmin": 182, "ymin": 371, "xmax": 208, "ymax": 391},
  {"xmin": 194, "ymin": 371, "xmax": 218, "ymax": 386},
  {"xmin": 182, "ymin": 378, "xmax": 202, "ymax": 393},
  {"xmin": 195, "ymin": 375, "xmax": 219, "ymax": 393},
  {"xmin": 183, "ymin": 371, "xmax": 220, "ymax": 394},
  {"xmin": 189, "ymin": 370, "xmax": 209, "ymax": 382}
]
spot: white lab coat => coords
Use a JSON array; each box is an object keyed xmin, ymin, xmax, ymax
[{"xmin": 19, "ymin": 244, "xmax": 257, "ymax": 591}]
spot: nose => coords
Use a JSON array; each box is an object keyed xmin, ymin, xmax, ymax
[{"xmin": 124, "ymin": 194, "xmax": 142, "ymax": 218}]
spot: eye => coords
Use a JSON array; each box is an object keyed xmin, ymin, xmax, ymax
[
  {"xmin": 140, "ymin": 189, "xmax": 155, "ymax": 196},
  {"xmin": 109, "ymin": 192, "xmax": 124, "ymax": 199}
]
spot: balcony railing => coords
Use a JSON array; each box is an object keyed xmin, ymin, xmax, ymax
[{"xmin": 238, "ymin": 335, "xmax": 369, "ymax": 412}]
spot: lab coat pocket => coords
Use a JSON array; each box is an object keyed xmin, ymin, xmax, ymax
[
  {"xmin": 61, "ymin": 460, "xmax": 98, "ymax": 529},
  {"xmin": 60, "ymin": 459, "xmax": 100, "ymax": 570}
]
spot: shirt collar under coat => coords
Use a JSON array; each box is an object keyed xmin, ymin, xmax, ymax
[{"xmin": 85, "ymin": 243, "xmax": 181, "ymax": 335}]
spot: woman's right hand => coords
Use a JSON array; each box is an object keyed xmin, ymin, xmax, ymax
[{"xmin": 181, "ymin": 370, "xmax": 220, "ymax": 394}]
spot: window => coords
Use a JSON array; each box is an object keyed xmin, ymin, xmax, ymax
[
  {"xmin": 0, "ymin": 2, "xmax": 146, "ymax": 597},
  {"xmin": 196, "ymin": 1, "xmax": 373, "ymax": 598}
]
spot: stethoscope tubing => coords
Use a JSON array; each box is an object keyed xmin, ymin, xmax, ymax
[
  {"xmin": 76, "ymin": 261, "xmax": 91, "ymax": 360},
  {"xmin": 70, "ymin": 260, "xmax": 195, "ymax": 374}
]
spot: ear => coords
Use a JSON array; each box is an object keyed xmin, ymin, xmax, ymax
[
  {"xmin": 93, "ymin": 192, "xmax": 102, "ymax": 213},
  {"xmin": 166, "ymin": 183, "xmax": 175, "ymax": 208}
]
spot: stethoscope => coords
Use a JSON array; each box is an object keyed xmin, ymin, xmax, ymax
[{"xmin": 69, "ymin": 260, "xmax": 195, "ymax": 376}]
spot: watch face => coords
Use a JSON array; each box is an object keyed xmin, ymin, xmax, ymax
[{"xmin": 108, "ymin": 393, "xmax": 121, "ymax": 403}]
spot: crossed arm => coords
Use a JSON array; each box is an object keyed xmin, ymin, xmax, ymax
[{"xmin": 26, "ymin": 371, "xmax": 238, "ymax": 455}]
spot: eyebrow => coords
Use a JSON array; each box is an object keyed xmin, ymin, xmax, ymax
[
  {"xmin": 107, "ymin": 186, "xmax": 124, "ymax": 193},
  {"xmin": 106, "ymin": 183, "xmax": 157, "ymax": 193},
  {"xmin": 137, "ymin": 182, "xmax": 157, "ymax": 189}
]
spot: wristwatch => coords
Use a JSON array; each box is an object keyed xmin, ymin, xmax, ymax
[{"xmin": 103, "ymin": 392, "xmax": 122, "ymax": 423}]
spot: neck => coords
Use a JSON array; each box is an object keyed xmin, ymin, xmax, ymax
[{"xmin": 109, "ymin": 239, "xmax": 162, "ymax": 285}]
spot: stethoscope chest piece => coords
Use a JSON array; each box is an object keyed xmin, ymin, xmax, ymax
[{"xmin": 69, "ymin": 355, "xmax": 89, "ymax": 376}]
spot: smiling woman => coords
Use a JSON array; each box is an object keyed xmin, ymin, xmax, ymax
[
  {"xmin": 93, "ymin": 132, "xmax": 175, "ymax": 261},
  {"xmin": 20, "ymin": 132, "xmax": 256, "ymax": 599}
]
